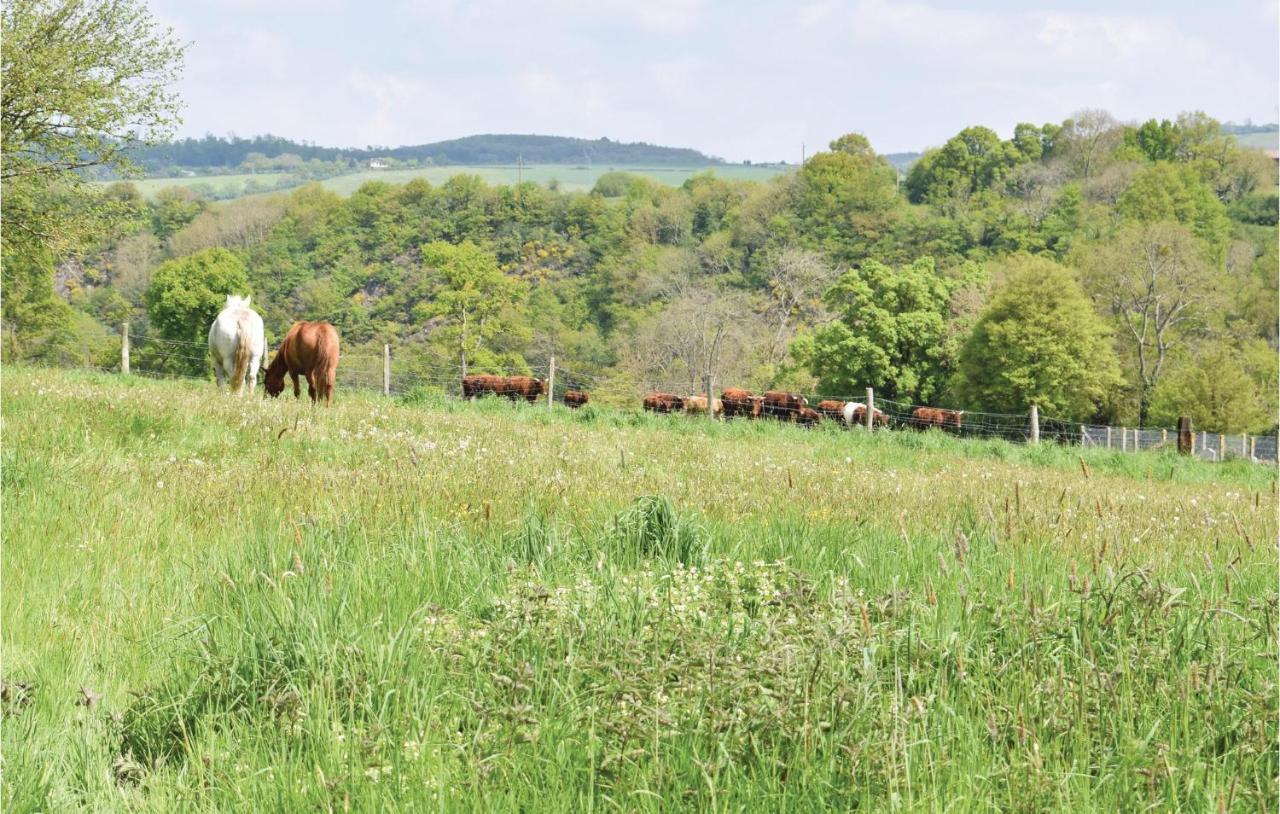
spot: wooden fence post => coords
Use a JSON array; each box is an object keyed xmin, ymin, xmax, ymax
[
  {"xmin": 547, "ymin": 356, "xmax": 555, "ymax": 410},
  {"xmin": 1161, "ymin": 428, "xmax": 1168, "ymax": 447},
  {"xmin": 121, "ymin": 323, "xmax": 130, "ymax": 374},
  {"xmin": 1201, "ymin": 430, "xmax": 1208, "ymax": 452},
  {"xmin": 1177, "ymin": 417, "xmax": 1192, "ymax": 455},
  {"xmin": 1106, "ymin": 426, "xmax": 1112, "ymax": 449},
  {"xmin": 1121, "ymin": 427, "xmax": 1127, "ymax": 452},
  {"xmin": 865, "ymin": 387, "xmax": 874, "ymax": 431},
  {"xmin": 1249, "ymin": 436, "xmax": 1256, "ymax": 459},
  {"xmin": 1133, "ymin": 430, "xmax": 1140, "ymax": 452},
  {"xmin": 382, "ymin": 344, "xmax": 390, "ymax": 396},
  {"xmin": 704, "ymin": 373, "xmax": 715, "ymax": 421},
  {"xmin": 1240, "ymin": 434, "xmax": 1247, "ymax": 459},
  {"xmin": 1030, "ymin": 405, "xmax": 1039, "ymax": 444},
  {"xmin": 1218, "ymin": 434, "xmax": 1226, "ymax": 460},
  {"xmin": 1079, "ymin": 425, "xmax": 1087, "ymax": 447}
]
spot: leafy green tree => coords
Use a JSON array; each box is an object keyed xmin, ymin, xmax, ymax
[
  {"xmin": 2, "ymin": 0, "xmax": 185, "ymax": 350},
  {"xmin": 1149, "ymin": 339, "xmax": 1276, "ymax": 433},
  {"xmin": 1123, "ymin": 119, "xmax": 1179, "ymax": 162},
  {"xmin": 0, "ymin": 247, "xmax": 75, "ymax": 359},
  {"xmin": 795, "ymin": 256, "xmax": 962, "ymax": 403},
  {"xmin": 416, "ymin": 241, "xmax": 525, "ymax": 376},
  {"xmin": 144, "ymin": 248, "xmax": 249, "ymax": 374},
  {"xmin": 904, "ymin": 126, "xmax": 1019, "ymax": 206},
  {"xmin": 954, "ymin": 256, "xmax": 1120, "ymax": 419},
  {"xmin": 795, "ymin": 140, "xmax": 899, "ymax": 262},
  {"xmin": 1116, "ymin": 162, "xmax": 1230, "ymax": 251}
]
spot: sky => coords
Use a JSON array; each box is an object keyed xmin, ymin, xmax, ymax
[{"xmin": 149, "ymin": 0, "xmax": 1279, "ymax": 162}]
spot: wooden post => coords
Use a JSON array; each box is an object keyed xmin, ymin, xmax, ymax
[
  {"xmin": 382, "ymin": 344, "xmax": 390, "ymax": 396},
  {"xmin": 1029, "ymin": 405, "xmax": 1039, "ymax": 444},
  {"xmin": 1177, "ymin": 417, "xmax": 1192, "ymax": 455},
  {"xmin": 1133, "ymin": 430, "xmax": 1139, "ymax": 452},
  {"xmin": 1161, "ymin": 428, "xmax": 1168, "ymax": 447},
  {"xmin": 704, "ymin": 372, "xmax": 715, "ymax": 421},
  {"xmin": 1079, "ymin": 425, "xmax": 1087, "ymax": 447},
  {"xmin": 1106, "ymin": 426, "xmax": 1112, "ymax": 449},
  {"xmin": 1218, "ymin": 434, "xmax": 1226, "ymax": 459},
  {"xmin": 1121, "ymin": 427, "xmax": 1127, "ymax": 452},
  {"xmin": 1249, "ymin": 436, "xmax": 1256, "ymax": 459},
  {"xmin": 1201, "ymin": 430, "xmax": 1208, "ymax": 452},
  {"xmin": 547, "ymin": 356, "xmax": 555, "ymax": 410},
  {"xmin": 865, "ymin": 387, "xmax": 874, "ymax": 431},
  {"xmin": 1240, "ymin": 434, "xmax": 1247, "ymax": 459},
  {"xmin": 121, "ymin": 323, "xmax": 130, "ymax": 374}
]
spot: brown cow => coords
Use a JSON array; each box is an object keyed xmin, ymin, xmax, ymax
[
  {"xmin": 643, "ymin": 392, "xmax": 685, "ymax": 413},
  {"xmin": 816, "ymin": 399, "xmax": 846, "ymax": 421},
  {"xmin": 762, "ymin": 390, "xmax": 808, "ymax": 420},
  {"xmin": 911, "ymin": 406, "xmax": 964, "ymax": 430},
  {"xmin": 844, "ymin": 402, "xmax": 891, "ymax": 428},
  {"xmin": 684, "ymin": 395, "xmax": 723, "ymax": 417},
  {"xmin": 796, "ymin": 406, "xmax": 822, "ymax": 427},
  {"xmin": 563, "ymin": 389, "xmax": 589, "ymax": 409},
  {"xmin": 462, "ymin": 374, "xmax": 546, "ymax": 403},
  {"xmin": 721, "ymin": 387, "xmax": 757, "ymax": 420}
]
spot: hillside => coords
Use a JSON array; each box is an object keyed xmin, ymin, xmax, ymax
[
  {"xmin": 3, "ymin": 366, "xmax": 1274, "ymax": 810},
  {"xmin": 126, "ymin": 133, "xmax": 724, "ymax": 174}
]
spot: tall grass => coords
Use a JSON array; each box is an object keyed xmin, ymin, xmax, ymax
[{"xmin": 2, "ymin": 367, "xmax": 1275, "ymax": 811}]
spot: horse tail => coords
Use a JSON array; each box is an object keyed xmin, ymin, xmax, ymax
[{"xmin": 231, "ymin": 314, "xmax": 252, "ymax": 394}]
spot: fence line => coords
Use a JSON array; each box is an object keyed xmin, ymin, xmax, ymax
[{"xmin": 110, "ymin": 324, "xmax": 1278, "ymax": 464}]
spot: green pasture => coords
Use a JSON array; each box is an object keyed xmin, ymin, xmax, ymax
[{"xmin": 2, "ymin": 367, "xmax": 1275, "ymax": 811}]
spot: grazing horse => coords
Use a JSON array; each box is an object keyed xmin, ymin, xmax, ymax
[
  {"xmin": 208, "ymin": 295, "xmax": 265, "ymax": 394},
  {"xmin": 264, "ymin": 321, "xmax": 340, "ymax": 405}
]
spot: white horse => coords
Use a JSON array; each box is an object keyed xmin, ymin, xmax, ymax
[{"xmin": 208, "ymin": 295, "xmax": 266, "ymax": 394}]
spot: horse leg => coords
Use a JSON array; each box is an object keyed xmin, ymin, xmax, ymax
[
  {"xmin": 247, "ymin": 354, "xmax": 261, "ymax": 394},
  {"xmin": 291, "ymin": 372, "xmax": 301, "ymax": 399},
  {"xmin": 212, "ymin": 356, "xmax": 226, "ymax": 390},
  {"xmin": 306, "ymin": 372, "xmax": 318, "ymax": 404}
]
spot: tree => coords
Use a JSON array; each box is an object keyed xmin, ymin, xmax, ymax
[
  {"xmin": 1076, "ymin": 223, "xmax": 1217, "ymax": 426},
  {"xmin": 618, "ymin": 285, "xmax": 765, "ymax": 395},
  {"xmin": 904, "ymin": 126, "xmax": 1019, "ymax": 206},
  {"xmin": 761, "ymin": 247, "xmax": 837, "ymax": 366},
  {"xmin": 795, "ymin": 142, "xmax": 899, "ymax": 262},
  {"xmin": 144, "ymin": 248, "xmax": 249, "ymax": 374},
  {"xmin": 796, "ymin": 256, "xmax": 964, "ymax": 404},
  {"xmin": 2, "ymin": 0, "xmax": 184, "ymax": 264},
  {"xmin": 1149, "ymin": 339, "xmax": 1276, "ymax": 434},
  {"xmin": 1116, "ymin": 162, "xmax": 1230, "ymax": 251},
  {"xmin": 417, "ymin": 241, "xmax": 525, "ymax": 376},
  {"xmin": 954, "ymin": 256, "xmax": 1120, "ymax": 420}
]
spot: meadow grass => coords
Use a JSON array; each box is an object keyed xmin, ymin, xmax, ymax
[{"xmin": 2, "ymin": 367, "xmax": 1276, "ymax": 812}]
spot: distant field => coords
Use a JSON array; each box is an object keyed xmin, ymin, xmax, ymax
[
  {"xmin": 111, "ymin": 164, "xmax": 790, "ymax": 200},
  {"xmin": 322, "ymin": 163, "xmax": 788, "ymax": 195},
  {"xmin": 1235, "ymin": 130, "xmax": 1279, "ymax": 149},
  {"xmin": 118, "ymin": 173, "xmax": 298, "ymax": 199},
  {"xmin": 3, "ymin": 367, "xmax": 1275, "ymax": 811}
]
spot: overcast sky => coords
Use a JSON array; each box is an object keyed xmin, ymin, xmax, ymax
[{"xmin": 150, "ymin": 0, "xmax": 1279, "ymax": 161}]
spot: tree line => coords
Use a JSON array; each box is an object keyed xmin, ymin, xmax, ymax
[{"xmin": 3, "ymin": 1, "xmax": 1276, "ymax": 435}]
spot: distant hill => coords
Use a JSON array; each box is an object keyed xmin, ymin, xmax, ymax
[{"xmin": 126, "ymin": 133, "xmax": 724, "ymax": 173}]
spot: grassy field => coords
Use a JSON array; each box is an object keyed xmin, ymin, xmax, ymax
[
  {"xmin": 109, "ymin": 164, "xmax": 788, "ymax": 200},
  {"xmin": 3, "ymin": 367, "xmax": 1276, "ymax": 811},
  {"xmin": 118, "ymin": 173, "xmax": 299, "ymax": 199},
  {"xmin": 1235, "ymin": 131, "xmax": 1279, "ymax": 150}
]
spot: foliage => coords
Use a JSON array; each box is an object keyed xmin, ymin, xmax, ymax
[
  {"xmin": 797, "ymin": 257, "xmax": 968, "ymax": 403},
  {"xmin": 954, "ymin": 256, "xmax": 1120, "ymax": 419},
  {"xmin": 1149, "ymin": 338, "xmax": 1278, "ymax": 433},
  {"xmin": 414, "ymin": 240, "xmax": 526, "ymax": 375},
  {"xmin": 143, "ymin": 248, "xmax": 249, "ymax": 374}
]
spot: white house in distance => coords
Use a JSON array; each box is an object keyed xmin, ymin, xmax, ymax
[{"xmin": 368, "ymin": 158, "xmax": 388, "ymax": 169}]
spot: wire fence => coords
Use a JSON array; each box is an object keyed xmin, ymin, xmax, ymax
[{"xmin": 97, "ymin": 326, "xmax": 1280, "ymax": 465}]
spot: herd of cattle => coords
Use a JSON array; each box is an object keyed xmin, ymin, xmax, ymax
[{"xmin": 460, "ymin": 375, "xmax": 969, "ymax": 431}]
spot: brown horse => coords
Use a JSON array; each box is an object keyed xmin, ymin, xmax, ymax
[{"xmin": 264, "ymin": 321, "xmax": 340, "ymax": 405}]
